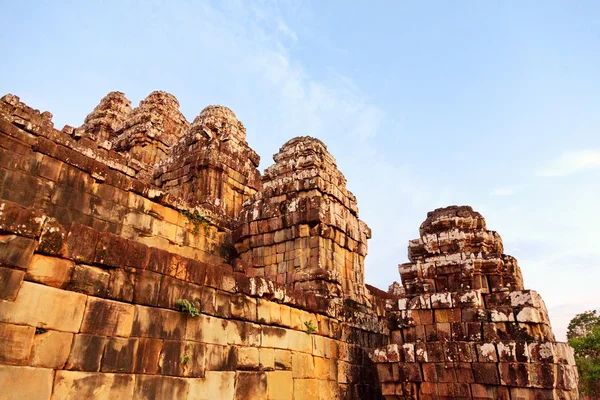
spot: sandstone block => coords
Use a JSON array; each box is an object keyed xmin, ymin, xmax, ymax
[
  {"xmin": 134, "ymin": 374, "xmax": 189, "ymax": 399},
  {"xmin": 225, "ymin": 320, "xmax": 261, "ymax": 347},
  {"xmin": 65, "ymin": 222, "xmax": 98, "ymax": 264},
  {"xmin": 158, "ymin": 340, "xmax": 185, "ymax": 377},
  {"xmin": 231, "ymin": 294, "xmax": 257, "ymax": 321},
  {"xmin": 0, "ymin": 266, "xmax": 24, "ymax": 300},
  {"xmin": 26, "ymin": 254, "xmax": 73, "ymax": 288},
  {"xmin": 185, "ymin": 314, "xmax": 226, "ymax": 345},
  {"xmin": 0, "ymin": 281, "xmax": 86, "ymax": 332},
  {"xmin": 94, "ymin": 232, "xmax": 129, "ymax": 268},
  {"xmin": 132, "ymin": 305, "xmax": 186, "ymax": 340},
  {"xmin": 107, "ymin": 267, "xmax": 136, "ymax": 302},
  {"xmin": 29, "ymin": 329, "xmax": 73, "ymax": 368},
  {"xmin": 476, "ymin": 343, "xmax": 498, "ymax": 362},
  {"xmin": 470, "ymin": 383, "xmax": 510, "ymax": 400},
  {"xmin": 274, "ymin": 349, "xmax": 292, "ymax": 370},
  {"xmin": 528, "ymin": 342, "xmax": 556, "ymax": 363},
  {"xmin": 200, "ymin": 286, "xmax": 216, "ymax": 315},
  {"xmin": 293, "ymin": 378, "xmax": 319, "ymax": 399},
  {"xmin": 215, "ymin": 291, "xmax": 232, "ymax": 318},
  {"xmin": 499, "ymin": 362, "xmax": 531, "ymax": 387},
  {"xmin": 314, "ymin": 356, "xmax": 335, "ymax": 380},
  {"xmin": 0, "ymin": 365, "xmax": 53, "ymax": 400},
  {"xmin": 37, "ymin": 217, "xmax": 68, "ymax": 256},
  {"xmin": 80, "ymin": 297, "xmax": 134, "ymax": 337},
  {"xmin": 0, "ymin": 234, "xmax": 36, "ymax": 269},
  {"xmin": 158, "ymin": 276, "xmax": 203, "ymax": 311},
  {"xmin": 123, "ymin": 240, "xmax": 149, "ymax": 269},
  {"xmin": 266, "ymin": 370, "xmax": 293, "ymax": 400},
  {"xmin": 65, "ymin": 334, "xmax": 108, "ymax": 371},
  {"xmin": 237, "ymin": 346, "xmax": 260, "ymax": 370},
  {"xmin": 261, "ymin": 326, "xmax": 289, "ymax": 349},
  {"xmin": 292, "ymin": 352, "xmax": 315, "ymax": 379},
  {"xmin": 68, "ymin": 264, "xmax": 110, "ymax": 296},
  {"xmin": 133, "ymin": 269, "xmax": 162, "ymax": 306},
  {"xmin": 101, "ymin": 337, "xmax": 138, "ymax": 373},
  {"xmin": 0, "ymin": 322, "xmax": 35, "ymax": 365},
  {"xmin": 257, "ymin": 298, "xmax": 282, "ymax": 325},
  {"xmin": 287, "ymin": 329, "xmax": 312, "ymax": 353},
  {"xmin": 134, "ymin": 337, "xmax": 163, "ymax": 374},
  {"xmin": 260, "ymin": 347, "xmax": 275, "ymax": 370},
  {"xmin": 205, "ymin": 344, "xmax": 236, "ymax": 371},
  {"xmin": 187, "ymin": 371, "xmax": 235, "ymax": 400},
  {"xmin": 234, "ymin": 371, "xmax": 267, "ymax": 400},
  {"xmin": 52, "ymin": 371, "xmax": 135, "ymax": 400}
]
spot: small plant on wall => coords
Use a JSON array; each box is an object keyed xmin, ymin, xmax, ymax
[
  {"xmin": 180, "ymin": 209, "xmax": 209, "ymax": 235},
  {"xmin": 304, "ymin": 320, "xmax": 317, "ymax": 334},
  {"xmin": 176, "ymin": 299, "xmax": 200, "ymax": 317}
]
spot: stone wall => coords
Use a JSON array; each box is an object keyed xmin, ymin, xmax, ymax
[
  {"xmin": 0, "ymin": 92, "xmax": 579, "ymax": 399},
  {"xmin": 0, "ymin": 93, "xmax": 387, "ymax": 400}
]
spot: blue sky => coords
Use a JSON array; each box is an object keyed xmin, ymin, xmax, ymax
[{"xmin": 2, "ymin": 0, "xmax": 599, "ymax": 340}]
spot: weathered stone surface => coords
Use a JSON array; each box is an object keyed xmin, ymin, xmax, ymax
[
  {"xmin": 67, "ymin": 264, "xmax": 110, "ymax": 296},
  {"xmin": 29, "ymin": 329, "xmax": 73, "ymax": 369},
  {"xmin": 0, "ymin": 234, "xmax": 36, "ymax": 269},
  {"xmin": 78, "ymin": 91, "xmax": 132, "ymax": 143},
  {"xmin": 101, "ymin": 337, "xmax": 138, "ymax": 373},
  {"xmin": 52, "ymin": 370, "xmax": 135, "ymax": 400},
  {"xmin": 26, "ymin": 254, "xmax": 74, "ymax": 288},
  {"xmin": 266, "ymin": 370, "xmax": 293, "ymax": 400},
  {"xmin": 370, "ymin": 206, "xmax": 579, "ymax": 399},
  {"xmin": 187, "ymin": 371, "xmax": 235, "ymax": 400},
  {"xmin": 80, "ymin": 297, "xmax": 134, "ymax": 337},
  {"xmin": 113, "ymin": 91, "xmax": 188, "ymax": 166},
  {"xmin": 0, "ymin": 365, "xmax": 53, "ymax": 400},
  {"xmin": 134, "ymin": 374, "xmax": 189, "ymax": 400},
  {"xmin": 65, "ymin": 334, "xmax": 108, "ymax": 372},
  {"xmin": 0, "ymin": 322, "xmax": 35, "ymax": 365},
  {"xmin": 0, "ymin": 281, "xmax": 86, "ymax": 332},
  {"xmin": 234, "ymin": 371, "xmax": 267, "ymax": 400},
  {"xmin": 154, "ymin": 104, "xmax": 261, "ymax": 222},
  {"xmin": 0, "ymin": 266, "xmax": 24, "ymax": 300},
  {"xmin": 234, "ymin": 136, "xmax": 371, "ymax": 304},
  {"xmin": 132, "ymin": 305, "xmax": 186, "ymax": 340}
]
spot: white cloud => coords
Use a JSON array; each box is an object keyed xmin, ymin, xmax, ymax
[
  {"xmin": 491, "ymin": 187, "xmax": 514, "ymax": 196},
  {"xmin": 276, "ymin": 18, "xmax": 298, "ymax": 42},
  {"xmin": 537, "ymin": 149, "xmax": 600, "ymax": 177}
]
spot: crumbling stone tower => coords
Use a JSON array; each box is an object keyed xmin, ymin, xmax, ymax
[
  {"xmin": 78, "ymin": 91, "xmax": 132, "ymax": 143},
  {"xmin": 234, "ymin": 136, "xmax": 371, "ymax": 303},
  {"xmin": 370, "ymin": 206, "xmax": 579, "ymax": 399},
  {"xmin": 154, "ymin": 105, "xmax": 262, "ymax": 221},
  {"xmin": 111, "ymin": 91, "xmax": 189, "ymax": 166}
]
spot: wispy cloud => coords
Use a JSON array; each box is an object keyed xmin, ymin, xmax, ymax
[
  {"xmin": 276, "ymin": 18, "xmax": 297, "ymax": 42},
  {"xmin": 537, "ymin": 150, "xmax": 600, "ymax": 177},
  {"xmin": 491, "ymin": 187, "xmax": 514, "ymax": 196}
]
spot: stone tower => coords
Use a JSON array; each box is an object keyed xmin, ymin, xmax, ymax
[
  {"xmin": 370, "ymin": 206, "xmax": 579, "ymax": 399},
  {"xmin": 234, "ymin": 136, "xmax": 371, "ymax": 303},
  {"xmin": 154, "ymin": 105, "xmax": 262, "ymax": 222},
  {"xmin": 112, "ymin": 91, "xmax": 189, "ymax": 166}
]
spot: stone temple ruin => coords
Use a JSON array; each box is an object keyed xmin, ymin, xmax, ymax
[{"xmin": 0, "ymin": 91, "xmax": 579, "ymax": 399}]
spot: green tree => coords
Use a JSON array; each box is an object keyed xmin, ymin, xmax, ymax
[
  {"xmin": 568, "ymin": 309, "xmax": 600, "ymax": 398},
  {"xmin": 567, "ymin": 310, "xmax": 600, "ymax": 340}
]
